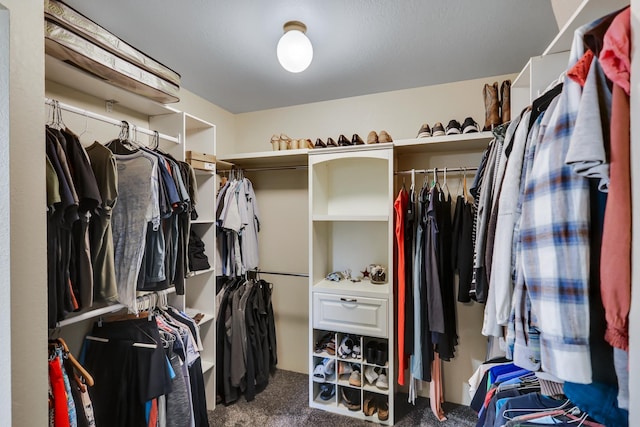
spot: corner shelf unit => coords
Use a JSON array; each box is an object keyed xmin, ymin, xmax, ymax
[
  {"xmin": 149, "ymin": 111, "xmax": 218, "ymax": 410},
  {"xmin": 308, "ymin": 145, "xmax": 395, "ymax": 425}
]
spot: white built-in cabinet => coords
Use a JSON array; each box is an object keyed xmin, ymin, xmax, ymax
[{"xmin": 308, "ymin": 145, "xmax": 395, "ymax": 424}]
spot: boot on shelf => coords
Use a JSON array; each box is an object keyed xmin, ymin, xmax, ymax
[
  {"xmin": 483, "ymin": 81, "xmax": 501, "ymax": 131},
  {"xmin": 501, "ymin": 79, "xmax": 511, "ymax": 124}
]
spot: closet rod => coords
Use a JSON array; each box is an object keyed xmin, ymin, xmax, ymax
[
  {"xmin": 255, "ymin": 270, "xmax": 309, "ymax": 278},
  {"xmin": 395, "ymin": 166, "xmax": 478, "ymax": 175},
  {"xmin": 237, "ymin": 165, "xmax": 308, "ymax": 173},
  {"xmin": 45, "ymin": 97, "xmax": 180, "ymax": 144},
  {"xmin": 54, "ymin": 287, "xmax": 177, "ymax": 328}
]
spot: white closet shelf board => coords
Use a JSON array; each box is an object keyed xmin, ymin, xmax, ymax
[
  {"xmin": 308, "ymin": 143, "xmax": 394, "ymax": 156},
  {"xmin": 542, "ymin": 0, "xmax": 629, "ymax": 56},
  {"xmin": 218, "ymin": 148, "xmax": 309, "ymax": 168},
  {"xmin": 201, "ymin": 360, "xmax": 215, "ymax": 374},
  {"xmin": 185, "ymin": 113, "xmax": 215, "ymax": 131},
  {"xmin": 216, "ymin": 160, "xmax": 234, "ymax": 171},
  {"xmin": 191, "ymin": 218, "xmax": 216, "ymax": 224},
  {"xmin": 312, "ymin": 214, "xmax": 388, "ymax": 222},
  {"xmin": 193, "ymin": 168, "xmax": 216, "ymax": 176},
  {"xmin": 183, "ymin": 308, "xmax": 215, "ymax": 326},
  {"xmin": 309, "ymin": 402, "xmax": 391, "ymax": 426},
  {"xmin": 393, "ymin": 132, "xmax": 493, "ymax": 154},
  {"xmin": 45, "ymin": 55, "xmax": 178, "ymax": 116},
  {"xmin": 313, "ymin": 279, "xmax": 389, "ymax": 299}
]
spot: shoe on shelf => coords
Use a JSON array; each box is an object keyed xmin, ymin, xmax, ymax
[
  {"xmin": 501, "ymin": 79, "xmax": 511, "ymax": 124},
  {"xmin": 338, "ymin": 361, "xmax": 353, "ymax": 377},
  {"xmin": 432, "ymin": 122, "xmax": 445, "ymax": 137},
  {"xmin": 462, "ymin": 117, "xmax": 479, "ymax": 134},
  {"xmin": 417, "ymin": 123, "xmax": 432, "ymax": 138},
  {"xmin": 290, "ymin": 138, "xmax": 300, "ymax": 149},
  {"xmin": 279, "ymin": 133, "xmax": 291, "ymax": 150},
  {"xmin": 327, "ymin": 137, "xmax": 338, "ymax": 147},
  {"xmin": 378, "ymin": 130, "xmax": 393, "ymax": 143},
  {"xmin": 351, "ymin": 340, "xmax": 361, "ymax": 359},
  {"xmin": 363, "ymin": 397, "xmax": 378, "ymax": 417},
  {"xmin": 306, "ymin": 138, "xmax": 315, "ymax": 149},
  {"xmin": 348, "ymin": 368, "xmax": 362, "ymax": 387},
  {"xmin": 270, "ymin": 134, "xmax": 280, "ymax": 151},
  {"xmin": 314, "ymin": 138, "xmax": 327, "ymax": 148},
  {"xmin": 375, "ymin": 368, "xmax": 389, "ymax": 389},
  {"xmin": 338, "ymin": 336, "xmax": 354, "ymax": 358},
  {"xmin": 366, "ymin": 341, "xmax": 377, "ymax": 364},
  {"xmin": 341, "ymin": 387, "xmax": 361, "ymax": 411},
  {"xmin": 483, "ymin": 81, "xmax": 501, "ymax": 131},
  {"xmin": 445, "ymin": 119, "xmax": 462, "ymax": 135},
  {"xmin": 314, "ymin": 332, "xmax": 335, "ymax": 354},
  {"xmin": 312, "ymin": 358, "xmax": 335, "ymax": 382},
  {"xmin": 377, "ymin": 398, "xmax": 389, "ymax": 421},
  {"xmin": 375, "ymin": 342, "xmax": 388, "ymax": 366},
  {"xmin": 352, "ymin": 133, "xmax": 365, "ymax": 145},
  {"xmin": 338, "ymin": 134, "xmax": 352, "ymax": 146},
  {"xmin": 367, "ymin": 131, "xmax": 379, "ymax": 144},
  {"xmin": 319, "ymin": 383, "xmax": 335, "ymax": 401},
  {"xmin": 364, "ymin": 365, "xmax": 379, "ymax": 385}
]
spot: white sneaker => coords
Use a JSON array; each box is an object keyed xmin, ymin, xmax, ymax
[
  {"xmin": 364, "ymin": 365, "xmax": 379, "ymax": 385},
  {"xmin": 375, "ymin": 369, "xmax": 389, "ymax": 389}
]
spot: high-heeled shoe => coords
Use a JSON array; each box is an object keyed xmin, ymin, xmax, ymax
[
  {"xmin": 338, "ymin": 134, "xmax": 352, "ymax": 146},
  {"xmin": 315, "ymin": 138, "xmax": 327, "ymax": 148},
  {"xmin": 326, "ymin": 137, "xmax": 338, "ymax": 147},
  {"xmin": 352, "ymin": 134, "xmax": 365, "ymax": 145}
]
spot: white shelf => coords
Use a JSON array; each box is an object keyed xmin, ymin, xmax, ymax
[
  {"xmin": 542, "ymin": 0, "xmax": 629, "ymax": 56},
  {"xmin": 218, "ymin": 149, "xmax": 309, "ymax": 169},
  {"xmin": 309, "ymin": 142, "xmax": 394, "ymax": 156},
  {"xmin": 312, "ymin": 214, "xmax": 388, "ymax": 222},
  {"xmin": 394, "ymin": 132, "xmax": 493, "ymax": 154},
  {"xmin": 185, "ymin": 113, "xmax": 215, "ymax": 131},
  {"xmin": 191, "ymin": 218, "xmax": 215, "ymax": 224},
  {"xmin": 201, "ymin": 360, "xmax": 215, "ymax": 374},
  {"xmin": 45, "ymin": 55, "xmax": 178, "ymax": 116},
  {"xmin": 183, "ymin": 308, "xmax": 215, "ymax": 326},
  {"xmin": 313, "ymin": 279, "xmax": 390, "ymax": 298},
  {"xmin": 363, "ymin": 383, "xmax": 390, "ymax": 395}
]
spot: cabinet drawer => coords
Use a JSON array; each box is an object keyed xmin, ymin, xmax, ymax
[{"xmin": 313, "ymin": 293, "xmax": 388, "ymax": 338}]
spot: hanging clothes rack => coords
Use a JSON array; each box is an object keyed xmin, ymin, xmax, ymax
[
  {"xmin": 45, "ymin": 97, "xmax": 180, "ymax": 144},
  {"xmin": 395, "ymin": 166, "xmax": 478, "ymax": 175}
]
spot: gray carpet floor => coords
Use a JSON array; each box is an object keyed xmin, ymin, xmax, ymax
[{"xmin": 208, "ymin": 369, "xmax": 478, "ymax": 426}]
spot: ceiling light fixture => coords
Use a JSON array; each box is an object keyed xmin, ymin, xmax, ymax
[{"xmin": 277, "ymin": 20, "xmax": 313, "ymax": 73}]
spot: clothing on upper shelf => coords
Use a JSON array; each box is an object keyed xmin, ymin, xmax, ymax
[
  {"xmin": 216, "ymin": 175, "xmax": 260, "ymax": 277},
  {"xmin": 46, "ymin": 118, "xmax": 205, "ymax": 322}
]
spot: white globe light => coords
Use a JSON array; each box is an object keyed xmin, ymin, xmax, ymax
[{"xmin": 277, "ymin": 24, "xmax": 313, "ymax": 73}]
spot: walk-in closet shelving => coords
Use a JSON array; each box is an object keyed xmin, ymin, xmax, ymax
[
  {"xmin": 149, "ymin": 110, "xmax": 218, "ymax": 409},
  {"xmin": 309, "ymin": 145, "xmax": 394, "ymax": 425},
  {"xmin": 218, "ymin": 147, "xmax": 309, "ymax": 169},
  {"xmin": 393, "ymin": 132, "xmax": 493, "ymax": 154}
]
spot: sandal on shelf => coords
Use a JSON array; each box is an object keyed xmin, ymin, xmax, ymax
[
  {"xmin": 319, "ymin": 383, "xmax": 335, "ymax": 401},
  {"xmin": 314, "ymin": 332, "xmax": 335, "ymax": 355},
  {"xmin": 348, "ymin": 366, "xmax": 362, "ymax": 387},
  {"xmin": 338, "ymin": 336, "xmax": 354, "ymax": 359},
  {"xmin": 377, "ymin": 398, "xmax": 389, "ymax": 421},
  {"xmin": 312, "ymin": 358, "xmax": 335, "ymax": 383},
  {"xmin": 375, "ymin": 369, "xmax": 389, "ymax": 390},
  {"xmin": 363, "ymin": 397, "xmax": 378, "ymax": 417},
  {"xmin": 338, "ymin": 361, "xmax": 353, "ymax": 377},
  {"xmin": 364, "ymin": 365, "xmax": 379, "ymax": 385},
  {"xmin": 341, "ymin": 387, "xmax": 361, "ymax": 411}
]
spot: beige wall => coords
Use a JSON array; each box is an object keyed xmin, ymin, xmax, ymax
[
  {"xmin": 234, "ymin": 74, "xmax": 515, "ymax": 404},
  {"xmin": 5, "ymin": 0, "xmax": 47, "ymax": 425},
  {"xmin": 235, "ymin": 74, "xmax": 514, "ymax": 154}
]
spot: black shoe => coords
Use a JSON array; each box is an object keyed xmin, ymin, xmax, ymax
[
  {"xmin": 338, "ymin": 134, "xmax": 352, "ymax": 146},
  {"xmin": 319, "ymin": 383, "xmax": 335, "ymax": 401},
  {"xmin": 326, "ymin": 137, "xmax": 338, "ymax": 147},
  {"xmin": 462, "ymin": 117, "xmax": 479, "ymax": 134},
  {"xmin": 416, "ymin": 123, "xmax": 431, "ymax": 138},
  {"xmin": 432, "ymin": 122, "xmax": 445, "ymax": 137},
  {"xmin": 352, "ymin": 134, "xmax": 365, "ymax": 145},
  {"xmin": 445, "ymin": 119, "xmax": 462, "ymax": 135},
  {"xmin": 366, "ymin": 341, "xmax": 377, "ymax": 364},
  {"xmin": 375, "ymin": 342, "xmax": 388, "ymax": 366},
  {"xmin": 314, "ymin": 138, "xmax": 327, "ymax": 148},
  {"xmin": 341, "ymin": 387, "xmax": 361, "ymax": 411}
]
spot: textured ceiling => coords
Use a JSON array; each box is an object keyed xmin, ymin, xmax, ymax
[{"xmin": 61, "ymin": 0, "xmax": 558, "ymax": 114}]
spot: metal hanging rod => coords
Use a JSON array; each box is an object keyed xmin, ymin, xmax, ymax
[
  {"xmin": 45, "ymin": 97, "xmax": 180, "ymax": 144},
  {"xmin": 247, "ymin": 269, "xmax": 309, "ymax": 278},
  {"xmin": 221, "ymin": 165, "xmax": 308, "ymax": 173},
  {"xmin": 395, "ymin": 166, "xmax": 478, "ymax": 175}
]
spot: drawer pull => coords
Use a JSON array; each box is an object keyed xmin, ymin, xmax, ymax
[{"xmin": 340, "ymin": 297, "xmax": 358, "ymax": 303}]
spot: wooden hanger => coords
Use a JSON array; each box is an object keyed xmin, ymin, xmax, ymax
[{"xmin": 49, "ymin": 337, "xmax": 95, "ymax": 387}]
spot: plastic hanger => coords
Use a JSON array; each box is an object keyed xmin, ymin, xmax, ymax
[{"xmin": 441, "ymin": 167, "xmax": 450, "ymax": 199}]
